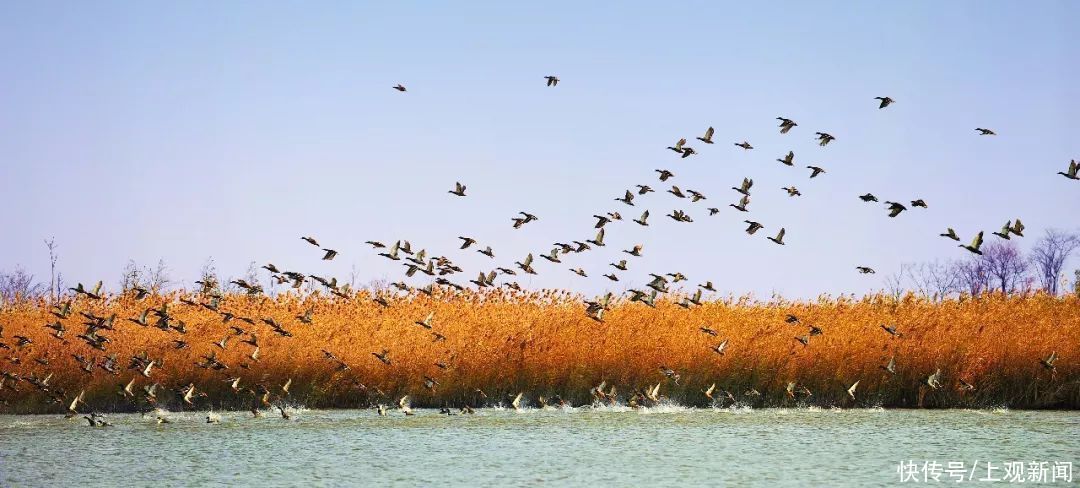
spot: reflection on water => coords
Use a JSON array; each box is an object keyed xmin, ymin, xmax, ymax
[{"xmin": 1, "ymin": 407, "xmax": 1077, "ymax": 487}]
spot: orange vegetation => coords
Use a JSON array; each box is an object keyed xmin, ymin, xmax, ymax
[{"xmin": 0, "ymin": 289, "xmax": 1077, "ymax": 412}]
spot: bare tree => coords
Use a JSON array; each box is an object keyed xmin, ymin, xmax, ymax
[
  {"xmin": 980, "ymin": 241, "xmax": 1029, "ymax": 294},
  {"xmin": 0, "ymin": 267, "xmax": 45, "ymax": 305},
  {"xmin": 954, "ymin": 259, "xmax": 990, "ymax": 295},
  {"xmin": 119, "ymin": 259, "xmax": 141, "ymax": 292},
  {"xmin": 907, "ymin": 260, "xmax": 960, "ymax": 300},
  {"xmin": 1029, "ymin": 229, "xmax": 1080, "ymax": 295},
  {"xmin": 884, "ymin": 263, "xmax": 911, "ymax": 300},
  {"xmin": 146, "ymin": 259, "xmax": 173, "ymax": 293},
  {"xmin": 197, "ymin": 257, "xmax": 221, "ymax": 296},
  {"xmin": 44, "ymin": 237, "xmax": 59, "ymax": 303}
]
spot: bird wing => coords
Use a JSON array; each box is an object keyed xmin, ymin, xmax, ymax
[
  {"xmin": 971, "ymin": 231, "xmax": 984, "ymax": 249},
  {"xmin": 704, "ymin": 127, "xmax": 714, "ymax": 139},
  {"xmin": 776, "ymin": 228, "xmax": 786, "ymax": 240}
]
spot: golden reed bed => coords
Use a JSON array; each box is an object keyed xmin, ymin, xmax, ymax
[{"xmin": 1, "ymin": 289, "xmax": 1077, "ymax": 413}]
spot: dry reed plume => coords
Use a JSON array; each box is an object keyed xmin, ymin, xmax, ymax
[{"xmin": 1, "ymin": 289, "xmax": 1077, "ymax": 413}]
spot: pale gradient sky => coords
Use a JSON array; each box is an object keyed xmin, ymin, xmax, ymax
[{"xmin": 1, "ymin": 1, "xmax": 1078, "ymax": 298}]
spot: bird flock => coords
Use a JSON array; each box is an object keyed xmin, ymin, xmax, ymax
[{"xmin": 0, "ymin": 77, "xmax": 1074, "ymax": 424}]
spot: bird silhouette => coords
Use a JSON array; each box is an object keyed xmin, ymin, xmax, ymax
[
  {"xmin": 1059, "ymin": 160, "xmax": 1079, "ymax": 180},
  {"xmin": 632, "ymin": 210, "xmax": 650, "ymax": 226},
  {"xmin": 393, "ymin": 84, "xmax": 406, "ymax": 92},
  {"xmin": 777, "ymin": 117, "xmax": 797, "ymax": 134},
  {"xmin": 859, "ymin": 193, "xmax": 879, "ymax": 202},
  {"xmin": 449, "ymin": 182, "xmax": 467, "ymax": 196},
  {"xmin": 1040, "ymin": 352, "xmax": 1058, "ymax": 371},
  {"xmin": 884, "ymin": 201, "xmax": 907, "ymax": 217},
  {"xmin": 744, "ymin": 221, "xmax": 764, "ymax": 235},
  {"xmin": 881, "ymin": 356, "xmax": 897, "ymax": 375},
  {"xmin": 734, "ymin": 141, "xmax": 753, "ymax": 150},
  {"xmin": 940, "ymin": 228, "xmax": 960, "ymax": 241},
  {"xmin": 975, "ymin": 128, "xmax": 996, "ymax": 135},
  {"xmin": 733, "ymin": 178, "xmax": 753, "ymax": 196},
  {"xmin": 923, "ymin": 369, "xmax": 943, "ymax": 389},
  {"xmin": 768, "ymin": 228, "xmax": 786, "ymax": 245},
  {"xmin": 993, "ymin": 221, "xmax": 1013, "ymax": 239},
  {"xmin": 544, "ymin": 76, "xmax": 559, "ymax": 86},
  {"xmin": 730, "ymin": 195, "xmax": 750, "ymax": 212},
  {"xmin": 667, "ymin": 138, "xmax": 687, "ymax": 153},
  {"xmin": 777, "ymin": 151, "xmax": 794, "ymax": 166},
  {"xmin": 696, "ymin": 127, "xmax": 715, "ymax": 144},
  {"xmin": 807, "ymin": 166, "xmax": 825, "ymax": 178},
  {"xmin": 960, "ymin": 231, "xmax": 985, "ymax": 255},
  {"xmin": 814, "ymin": 132, "xmax": 835, "ymax": 146},
  {"xmin": 874, "ymin": 96, "xmax": 894, "ymax": 109}
]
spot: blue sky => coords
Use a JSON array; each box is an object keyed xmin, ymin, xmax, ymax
[{"xmin": 1, "ymin": 1, "xmax": 1077, "ymax": 298}]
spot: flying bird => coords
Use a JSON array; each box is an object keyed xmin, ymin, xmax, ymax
[
  {"xmin": 733, "ymin": 178, "xmax": 753, "ymax": 196},
  {"xmin": 777, "ymin": 151, "xmax": 794, "ymax": 166},
  {"xmin": 874, "ymin": 96, "xmax": 894, "ymax": 109},
  {"xmin": 940, "ymin": 228, "xmax": 960, "ymax": 241},
  {"xmin": 393, "ymin": 84, "xmax": 406, "ymax": 92},
  {"xmin": 633, "ymin": 210, "xmax": 650, "ymax": 226},
  {"xmin": 807, "ymin": 166, "xmax": 826, "ymax": 178},
  {"xmin": 975, "ymin": 128, "xmax": 996, "ymax": 135},
  {"xmin": 1040, "ymin": 352, "xmax": 1058, "ymax": 371},
  {"xmin": 1058, "ymin": 160, "xmax": 1078, "ymax": 180},
  {"xmin": 730, "ymin": 195, "xmax": 749, "ymax": 212},
  {"xmin": 884, "ymin": 201, "xmax": 907, "ymax": 217},
  {"xmin": 777, "ymin": 117, "xmax": 797, "ymax": 134},
  {"xmin": 960, "ymin": 231, "xmax": 985, "ymax": 255},
  {"xmin": 544, "ymin": 76, "xmax": 559, "ymax": 86},
  {"xmin": 814, "ymin": 132, "xmax": 836, "ymax": 146},
  {"xmin": 449, "ymin": 182, "xmax": 467, "ymax": 196},
  {"xmin": 734, "ymin": 141, "xmax": 753, "ymax": 150},
  {"xmin": 768, "ymin": 228, "xmax": 786, "ymax": 245},
  {"xmin": 696, "ymin": 127, "xmax": 715, "ymax": 144},
  {"xmin": 667, "ymin": 138, "xmax": 687, "ymax": 153}
]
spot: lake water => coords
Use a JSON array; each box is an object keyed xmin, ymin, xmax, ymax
[{"xmin": 1, "ymin": 406, "xmax": 1077, "ymax": 487}]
